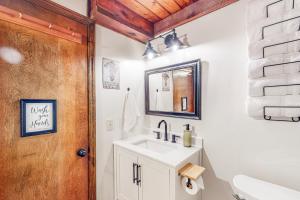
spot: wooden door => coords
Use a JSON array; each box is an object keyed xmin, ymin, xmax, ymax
[
  {"xmin": 0, "ymin": 10, "xmax": 91, "ymax": 200},
  {"xmin": 139, "ymin": 156, "xmax": 170, "ymax": 200},
  {"xmin": 115, "ymin": 147, "xmax": 139, "ymax": 200}
]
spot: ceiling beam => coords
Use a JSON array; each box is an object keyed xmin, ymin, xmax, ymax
[
  {"xmin": 91, "ymin": 0, "xmax": 154, "ymax": 43},
  {"xmin": 154, "ymin": 0, "xmax": 238, "ymax": 35}
]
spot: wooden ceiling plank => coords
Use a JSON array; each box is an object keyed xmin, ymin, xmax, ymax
[
  {"xmin": 156, "ymin": 0, "xmax": 181, "ymax": 13},
  {"xmin": 96, "ymin": 0, "xmax": 153, "ymax": 37},
  {"xmin": 154, "ymin": 0, "xmax": 238, "ymax": 35},
  {"xmin": 174, "ymin": 0, "xmax": 193, "ymax": 7},
  {"xmin": 117, "ymin": 0, "xmax": 161, "ymax": 23},
  {"xmin": 135, "ymin": 0, "xmax": 170, "ymax": 19}
]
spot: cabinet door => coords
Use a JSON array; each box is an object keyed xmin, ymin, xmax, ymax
[
  {"xmin": 115, "ymin": 147, "xmax": 139, "ymax": 200},
  {"xmin": 139, "ymin": 156, "xmax": 171, "ymax": 200}
]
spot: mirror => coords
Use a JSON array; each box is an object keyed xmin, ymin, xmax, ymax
[{"xmin": 145, "ymin": 60, "xmax": 201, "ymax": 119}]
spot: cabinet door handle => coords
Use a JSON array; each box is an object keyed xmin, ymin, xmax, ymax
[
  {"xmin": 133, "ymin": 163, "xmax": 138, "ymax": 184},
  {"xmin": 136, "ymin": 165, "xmax": 141, "ymax": 186}
]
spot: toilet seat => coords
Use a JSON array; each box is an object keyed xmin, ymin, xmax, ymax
[{"xmin": 233, "ymin": 175, "xmax": 300, "ymax": 200}]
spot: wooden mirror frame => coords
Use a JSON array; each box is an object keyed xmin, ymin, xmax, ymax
[{"xmin": 145, "ymin": 59, "xmax": 201, "ymax": 120}]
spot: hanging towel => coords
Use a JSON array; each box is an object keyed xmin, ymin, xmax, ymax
[{"xmin": 122, "ymin": 91, "xmax": 140, "ymax": 132}]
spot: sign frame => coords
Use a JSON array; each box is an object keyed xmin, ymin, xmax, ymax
[{"xmin": 20, "ymin": 99, "xmax": 57, "ymax": 137}]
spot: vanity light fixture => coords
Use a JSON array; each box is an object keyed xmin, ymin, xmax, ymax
[{"xmin": 143, "ymin": 29, "xmax": 189, "ymax": 59}]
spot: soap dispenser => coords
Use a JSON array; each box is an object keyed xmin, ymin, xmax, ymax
[{"xmin": 183, "ymin": 124, "xmax": 192, "ymax": 147}]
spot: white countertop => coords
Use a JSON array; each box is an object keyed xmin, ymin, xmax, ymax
[{"xmin": 113, "ymin": 135, "xmax": 202, "ymax": 168}]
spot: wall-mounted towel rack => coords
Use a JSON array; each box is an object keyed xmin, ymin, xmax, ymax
[
  {"xmin": 263, "ymin": 61, "xmax": 300, "ymax": 77},
  {"xmin": 266, "ymin": 0, "xmax": 295, "ymax": 18},
  {"xmin": 263, "ymin": 83, "xmax": 300, "ymax": 96},
  {"xmin": 262, "ymin": 15, "xmax": 300, "ymax": 39},
  {"xmin": 263, "ymin": 106, "xmax": 300, "ymax": 122},
  {"xmin": 263, "ymin": 38, "xmax": 300, "ymax": 58}
]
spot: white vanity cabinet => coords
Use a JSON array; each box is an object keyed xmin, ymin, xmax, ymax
[
  {"xmin": 114, "ymin": 135, "xmax": 202, "ymax": 200},
  {"xmin": 114, "ymin": 146, "xmax": 171, "ymax": 200}
]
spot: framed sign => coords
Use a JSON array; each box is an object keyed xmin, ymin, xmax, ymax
[
  {"xmin": 102, "ymin": 57, "xmax": 120, "ymax": 90},
  {"xmin": 20, "ymin": 99, "xmax": 57, "ymax": 137}
]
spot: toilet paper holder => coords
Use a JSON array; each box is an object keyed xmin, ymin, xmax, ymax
[{"xmin": 178, "ymin": 162, "xmax": 205, "ymax": 188}]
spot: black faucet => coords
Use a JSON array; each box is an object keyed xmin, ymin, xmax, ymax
[{"xmin": 158, "ymin": 120, "xmax": 168, "ymax": 141}]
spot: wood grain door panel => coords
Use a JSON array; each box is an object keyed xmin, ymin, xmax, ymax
[{"xmin": 0, "ymin": 18, "xmax": 89, "ymax": 200}]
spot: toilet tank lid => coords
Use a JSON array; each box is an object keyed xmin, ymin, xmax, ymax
[{"xmin": 233, "ymin": 175, "xmax": 300, "ymax": 200}]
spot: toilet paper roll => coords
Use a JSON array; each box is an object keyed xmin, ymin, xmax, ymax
[{"xmin": 181, "ymin": 176, "xmax": 204, "ymax": 196}]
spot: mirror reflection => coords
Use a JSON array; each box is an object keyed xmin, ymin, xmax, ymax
[
  {"xmin": 145, "ymin": 60, "xmax": 201, "ymax": 120},
  {"xmin": 148, "ymin": 67, "xmax": 194, "ymax": 113}
]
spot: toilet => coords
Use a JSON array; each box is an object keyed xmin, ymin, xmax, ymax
[{"xmin": 233, "ymin": 175, "xmax": 300, "ymax": 200}]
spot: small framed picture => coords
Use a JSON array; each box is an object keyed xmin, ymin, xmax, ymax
[
  {"xmin": 102, "ymin": 58, "xmax": 120, "ymax": 90},
  {"xmin": 181, "ymin": 97, "xmax": 188, "ymax": 111},
  {"xmin": 20, "ymin": 99, "xmax": 57, "ymax": 137}
]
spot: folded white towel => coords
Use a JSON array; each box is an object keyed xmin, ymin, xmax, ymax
[
  {"xmin": 247, "ymin": 95, "xmax": 300, "ymax": 119},
  {"xmin": 295, "ymin": 0, "xmax": 300, "ymax": 9},
  {"xmin": 249, "ymin": 32, "xmax": 300, "ymax": 60},
  {"xmin": 248, "ymin": 53, "xmax": 300, "ymax": 78},
  {"xmin": 247, "ymin": 96, "xmax": 281, "ymax": 119},
  {"xmin": 247, "ymin": 0, "xmax": 299, "ymax": 25},
  {"xmin": 283, "ymin": 95, "xmax": 300, "ymax": 117},
  {"xmin": 249, "ymin": 74, "xmax": 288, "ymax": 97},
  {"xmin": 122, "ymin": 92, "xmax": 140, "ymax": 132},
  {"xmin": 249, "ymin": 73, "xmax": 300, "ymax": 97},
  {"xmin": 247, "ymin": 0, "xmax": 286, "ymax": 24},
  {"xmin": 248, "ymin": 8, "xmax": 300, "ymax": 43}
]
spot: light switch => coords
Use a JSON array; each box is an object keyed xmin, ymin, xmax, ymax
[{"xmin": 106, "ymin": 119, "xmax": 114, "ymax": 131}]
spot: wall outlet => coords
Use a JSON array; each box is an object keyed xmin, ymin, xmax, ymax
[{"xmin": 106, "ymin": 119, "xmax": 114, "ymax": 131}]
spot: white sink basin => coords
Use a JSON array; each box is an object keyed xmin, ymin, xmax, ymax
[
  {"xmin": 133, "ymin": 139, "xmax": 176, "ymax": 154},
  {"xmin": 114, "ymin": 135, "xmax": 202, "ymax": 167}
]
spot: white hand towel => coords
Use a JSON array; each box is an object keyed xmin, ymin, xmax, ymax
[{"xmin": 122, "ymin": 92, "xmax": 140, "ymax": 132}]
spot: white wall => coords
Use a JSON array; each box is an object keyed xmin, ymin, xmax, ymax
[
  {"xmin": 95, "ymin": 26, "xmax": 145, "ymax": 200},
  {"xmin": 51, "ymin": 0, "xmax": 87, "ymax": 16},
  {"xmin": 146, "ymin": 1, "xmax": 300, "ymax": 200}
]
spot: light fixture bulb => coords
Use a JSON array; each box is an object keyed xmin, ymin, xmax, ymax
[
  {"xmin": 172, "ymin": 44, "xmax": 179, "ymax": 51},
  {"xmin": 147, "ymin": 52, "xmax": 154, "ymax": 59}
]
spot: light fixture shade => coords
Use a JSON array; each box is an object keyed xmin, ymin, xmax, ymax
[
  {"xmin": 143, "ymin": 42, "xmax": 159, "ymax": 59},
  {"xmin": 164, "ymin": 30, "xmax": 183, "ymax": 50}
]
